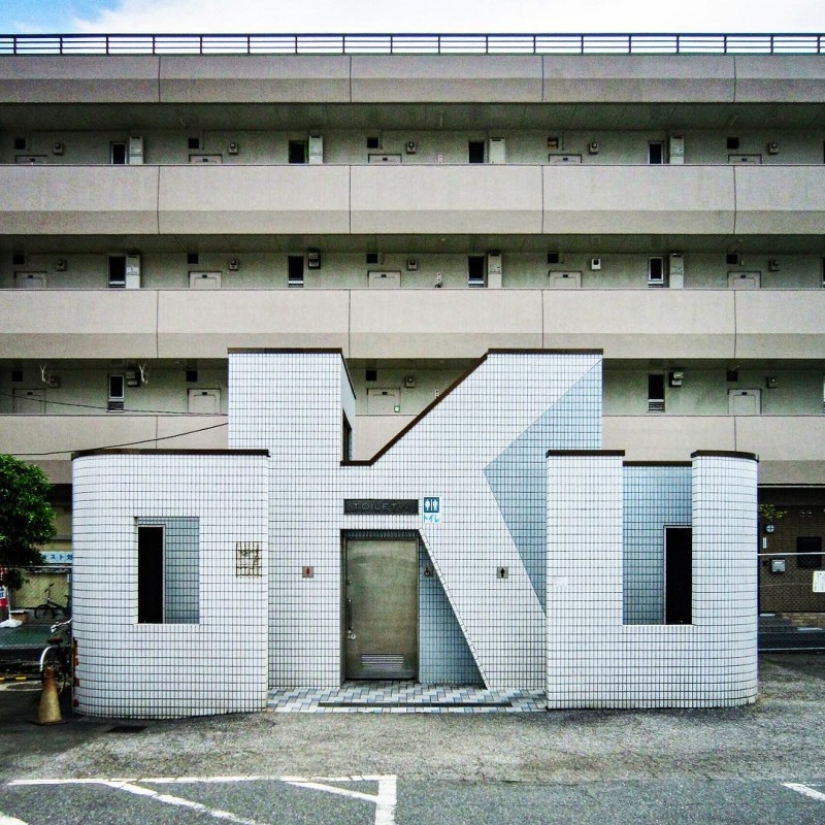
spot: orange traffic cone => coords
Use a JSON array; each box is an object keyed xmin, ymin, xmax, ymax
[{"xmin": 34, "ymin": 666, "xmax": 65, "ymax": 725}]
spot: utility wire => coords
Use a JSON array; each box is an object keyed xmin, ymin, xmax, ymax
[
  {"xmin": 0, "ymin": 390, "xmax": 207, "ymax": 416},
  {"xmin": 12, "ymin": 422, "xmax": 229, "ymax": 457}
]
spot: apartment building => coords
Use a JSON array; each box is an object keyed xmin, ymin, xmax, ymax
[{"xmin": 0, "ymin": 33, "xmax": 823, "ymax": 625}]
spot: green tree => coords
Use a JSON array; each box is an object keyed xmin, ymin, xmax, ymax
[{"xmin": 0, "ymin": 455, "xmax": 55, "ymax": 590}]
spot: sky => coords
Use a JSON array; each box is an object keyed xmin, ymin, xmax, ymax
[{"xmin": 1, "ymin": 0, "xmax": 824, "ymax": 36}]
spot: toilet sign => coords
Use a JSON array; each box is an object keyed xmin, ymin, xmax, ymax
[{"xmin": 423, "ymin": 497, "xmax": 441, "ymax": 524}]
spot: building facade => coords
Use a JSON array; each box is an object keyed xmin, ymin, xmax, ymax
[
  {"xmin": 72, "ymin": 349, "xmax": 759, "ymax": 717},
  {"xmin": 0, "ymin": 33, "xmax": 823, "ymax": 631}
]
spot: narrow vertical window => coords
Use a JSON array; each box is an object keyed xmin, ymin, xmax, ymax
[
  {"xmin": 648, "ymin": 374, "xmax": 665, "ymax": 412},
  {"xmin": 288, "ymin": 255, "xmax": 304, "ymax": 288},
  {"xmin": 468, "ymin": 256, "xmax": 485, "ymax": 287},
  {"xmin": 110, "ymin": 142, "xmax": 127, "ymax": 165},
  {"xmin": 648, "ymin": 142, "xmax": 664, "ymax": 164},
  {"xmin": 138, "ymin": 525, "xmax": 164, "ymax": 623},
  {"xmin": 289, "ymin": 141, "xmax": 307, "ymax": 164},
  {"xmin": 108, "ymin": 375, "xmax": 125, "ymax": 412},
  {"xmin": 665, "ymin": 526, "xmax": 692, "ymax": 624}
]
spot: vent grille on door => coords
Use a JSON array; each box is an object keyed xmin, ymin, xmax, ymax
[{"xmin": 361, "ymin": 654, "xmax": 405, "ymax": 672}]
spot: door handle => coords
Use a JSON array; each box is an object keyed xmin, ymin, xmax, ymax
[{"xmin": 346, "ymin": 598, "xmax": 353, "ymax": 633}]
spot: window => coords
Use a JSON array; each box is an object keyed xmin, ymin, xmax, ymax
[
  {"xmin": 648, "ymin": 374, "xmax": 665, "ymax": 412},
  {"xmin": 288, "ymin": 255, "xmax": 304, "ymax": 288},
  {"xmin": 726, "ymin": 136, "xmax": 740, "ymax": 150},
  {"xmin": 648, "ymin": 142, "xmax": 664, "ymax": 164},
  {"xmin": 288, "ymin": 141, "xmax": 307, "ymax": 164},
  {"xmin": 468, "ymin": 141, "xmax": 485, "ymax": 164},
  {"xmin": 138, "ymin": 519, "xmax": 200, "ymax": 624},
  {"xmin": 665, "ymin": 527, "xmax": 692, "ymax": 624},
  {"xmin": 110, "ymin": 142, "xmax": 127, "ymax": 165},
  {"xmin": 797, "ymin": 537, "xmax": 823, "ymax": 570},
  {"xmin": 648, "ymin": 256, "xmax": 665, "ymax": 285},
  {"xmin": 468, "ymin": 256, "xmax": 485, "ymax": 287},
  {"xmin": 187, "ymin": 136, "xmax": 201, "ymax": 150},
  {"xmin": 108, "ymin": 375, "xmax": 124, "ymax": 411},
  {"xmin": 108, "ymin": 255, "xmax": 126, "ymax": 288},
  {"xmin": 343, "ymin": 413, "xmax": 353, "ymax": 461}
]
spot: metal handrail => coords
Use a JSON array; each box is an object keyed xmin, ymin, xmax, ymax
[{"xmin": 0, "ymin": 32, "xmax": 823, "ymax": 56}]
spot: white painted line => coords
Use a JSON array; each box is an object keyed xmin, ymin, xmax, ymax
[
  {"xmin": 375, "ymin": 775, "xmax": 398, "ymax": 825},
  {"xmin": 7, "ymin": 774, "xmax": 399, "ymax": 825},
  {"xmin": 0, "ymin": 813, "xmax": 28, "ymax": 825},
  {"xmin": 100, "ymin": 781, "xmax": 271, "ymax": 825},
  {"xmin": 281, "ymin": 779, "xmax": 377, "ymax": 804},
  {"xmin": 784, "ymin": 783, "xmax": 825, "ymax": 803}
]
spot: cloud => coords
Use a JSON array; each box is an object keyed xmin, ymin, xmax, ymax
[{"xmin": 70, "ymin": 0, "xmax": 825, "ymax": 35}]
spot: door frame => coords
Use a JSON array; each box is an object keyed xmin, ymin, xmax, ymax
[{"xmin": 341, "ymin": 530, "xmax": 421, "ymax": 683}]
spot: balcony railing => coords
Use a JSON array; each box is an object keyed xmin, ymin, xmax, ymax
[{"xmin": 1, "ymin": 33, "xmax": 824, "ymax": 56}]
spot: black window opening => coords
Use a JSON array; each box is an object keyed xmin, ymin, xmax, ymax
[
  {"xmin": 665, "ymin": 526, "xmax": 692, "ymax": 624},
  {"xmin": 138, "ymin": 520, "xmax": 199, "ymax": 624},
  {"xmin": 289, "ymin": 141, "xmax": 307, "ymax": 164},
  {"xmin": 343, "ymin": 413, "xmax": 353, "ymax": 461},
  {"xmin": 648, "ymin": 374, "xmax": 665, "ymax": 413},
  {"xmin": 108, "ymin": 255, "xmax": 127, "ymax": 287},
  {"xmin": 468, "ymin": 255, "xmax": 485, "ymax": 287},
  {"xmin": 108, "ymin": 374, "xmax": 125, "ymax": 412},
  {"xmin": 468, "ymin": 141, "xmax": 485, "ymax": 164},
  {"xmin": 648, "ymin": 142, "xmax": 664, "ymax": 164},
  {"xmin": 796, "ymin": 536, "xmax": 823, "ymax": 569},
  {"xmin": 110, "ymin": 142, "xmax": 127, "ymax": 165},
  {"xmin": 288, "ymin": 255, "xmax": 305, "ymax": 287}
]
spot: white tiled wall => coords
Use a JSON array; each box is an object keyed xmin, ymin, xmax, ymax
[
  {"xmin": 229, "ymin": 349, "xmax": 602, "ymax": 691},
  {"xmin": 72, "ymin": 452, "xmax": 269, "ymax": 718},
  {"xmin": 546, "ymin": 451, "xmax": 758, "ymax": 709}
]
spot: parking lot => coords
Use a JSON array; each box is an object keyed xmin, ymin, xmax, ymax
[{"xmin": 0, "ymin": 654, "xmax": 823, "ymax": 824}]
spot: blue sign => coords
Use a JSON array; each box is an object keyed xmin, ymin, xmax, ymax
[
  {"xmin": 423, "ymin": 497, "xmax": 441, "ymax": 524},
  {"xmin": 43, "ymin": 552, "xmax": 73, "ymax": 564}
]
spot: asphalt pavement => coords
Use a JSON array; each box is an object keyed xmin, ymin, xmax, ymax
[{"xmin": 0, "ymin": 653, "xmax": 823, "ymax": 824}]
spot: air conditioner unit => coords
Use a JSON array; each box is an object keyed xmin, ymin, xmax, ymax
[
  {"xmin": 308, "ymin": 135, "xmax": 324, "ymax": 165},
  {"xmin": 404, "ymin": 375, "xmax": 416, "ymax": 388},
  {"xmin": 406, "ymin": 258, "xmax": 418, "ymax": 271},
  {"xmin": 125, "ymin": 253, "xmax": 141, "ymax": 289},
  {"xmin": 307, "ymin": 250, "xmax": 321, "ymax": 269},
  {"xmin": 767, "ymin": 141, "xmax": 779, "ymax": 155},
  {"xmin": 228, "ymin": 141, "xmax": 239, "ymax": 155},
  {"xmin": 405, "ymin": 141, "xmax": 417, "ymax": 154},
  {"xmin": 228, "ymin": 258, "xmax": 240, "ymax": 271},
  {"xmin": 52, "ymin": 141, "xmax": 65, "ymax": 156},
  {"xmin": 588, "ymin": 141, "xmax": 599, "ymax": 154},
  {"xmin": 590, "ymin": 258, "xmax": 602, "ymax": 271},
  {"xmin": 128, "ymin": 135, "xmax": 144, "ymax": 165},
  {"xmin": 668, "ymin": 253, "xmax": 684, "ymax": 288}
]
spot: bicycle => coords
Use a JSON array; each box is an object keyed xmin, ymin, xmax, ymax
[
  {"xmin": 39, "ymin": 618, "xmax": 73, "ymax": 695},
  {"xmin": 33, "ymin": 583, "xmax": 71, "ymax": 620}
]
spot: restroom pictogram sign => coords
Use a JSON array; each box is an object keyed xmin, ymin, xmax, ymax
[{"xmin": 423, "ymin": 497, "xmax": 441, "ymax": 524}]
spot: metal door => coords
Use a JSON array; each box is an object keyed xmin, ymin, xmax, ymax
[{"xmin": 344, "ymin": 539, "xmax": 418, "ymax": 680}]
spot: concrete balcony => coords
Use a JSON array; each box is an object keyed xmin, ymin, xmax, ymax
[
  {"xmin": 0, "ymin": 414, "xmax": 228, "ymax": 483},
  {"xmin": 0, "ymin": 165, "xmax": 159, "ymax": 234},
  {"xmin": 355, "ymin": 413, "xmax": 825, "ymax": 485},
  {"xmin": 604, "ymin": 415, "xmax": 825, "ymax": 486},
  {"xmin": 1, "ymin": 288, "xmax": 823, "ymax": 361},
  {"xmin": 2, "ymin": 163, "xmax": 825, "ymax": 238}
]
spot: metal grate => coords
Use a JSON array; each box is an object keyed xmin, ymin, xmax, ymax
[
  {"xmin": 361, "ymin": 654, "xmax": 405, "ymax": 672},
  {"xmin": 235, "ymin": 542, "xmax": 262, "ymax": 577}
]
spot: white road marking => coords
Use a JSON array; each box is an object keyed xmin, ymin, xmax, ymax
[
  {"xmin": 9, "ymin": 774, "xmax": 398, "ymax": 825},
  {"xmin": 784, "ymin": 783, "xmax": 825, "ymax": 802},
  {"xmin": 100, "ymin": 781, "xmax": 270, "ymax": 825},
  {"xmin": 0, "ymin": 813, "xmax": 29, "ymax": 825}
]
